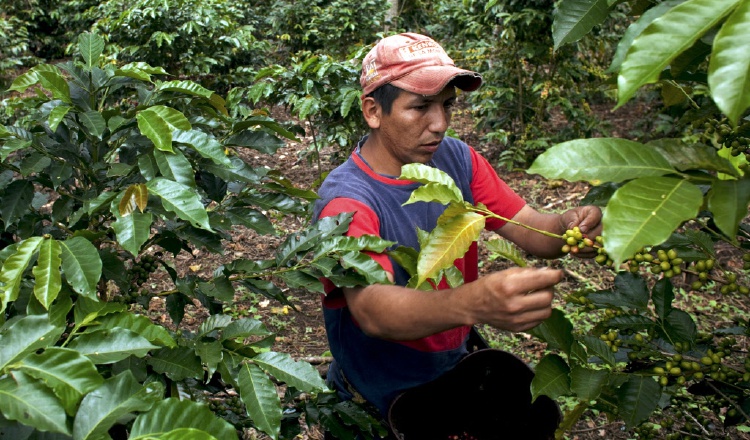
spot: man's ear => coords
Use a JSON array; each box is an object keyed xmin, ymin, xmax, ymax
[{"xmin": 361, "ymin": 97, "xmax": 381, "ymax": 129}]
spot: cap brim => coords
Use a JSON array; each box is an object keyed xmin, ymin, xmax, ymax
[{"xmin": 390, "ymin": 66, "xmax": 482, "ymax": 96}]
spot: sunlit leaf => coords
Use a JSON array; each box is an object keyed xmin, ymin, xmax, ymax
[
  {"xmin": 59, "ymin": 236, "xmax": 102, "ymax": 299},
  {"xmin": 708, "ymin": 177, "xmax": 750, "ymax": 240},
  {"xmin": 32, "ymin": 237, "xmax": 62, "ymax": 309},
  {"xmin": 417, "ymin": 212, "xmax": 484, "ymax": 286},
  {"xmin": 238, "ymin": 363, "xmax": 280, "ymax": 439},
  {"xmin": 552, "ymin": 0, "xmax": 611, "ymax": 49}
]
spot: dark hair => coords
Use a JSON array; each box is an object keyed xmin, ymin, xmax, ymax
[{"xmin": 367, "ymin": 83, "xmax": 402, "ymax": 115}]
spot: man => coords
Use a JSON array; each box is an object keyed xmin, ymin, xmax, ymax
[{"xmin": 312, "ymin": 32, "xmax": 602, "ymax": 435}]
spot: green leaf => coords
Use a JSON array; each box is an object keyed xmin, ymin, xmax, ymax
[
  {"xmin": 276, "ymin": 214, "xmax": 351, "ymax": 267},
  {"xmin": 0, "ymin": 236, "xmax": 43, "ymax": 312},
  {"xmin": 172, "ymin": 129, "xmax": 230, "ymax": 166},
  {"xmin": 156, "ymin": 80, "xmax": 214, "ymax": 99},
  {"xmin": 616, "ymin": 375, "xmax": 661, "ymax": 428},
  {"xmin": 340, "ymin": 251, "xmax": 392, "ymax": 286},
  {"xmin": 531, "ymin": 354, "xmax": 571, "ymax": 402},
  {"xmin": 400, "ymin": 163, "xmax": 463, "ymax": 200},
  {"xmin": 404, "ymin": 182, "xmax": 465, "ymax": 206},
  {"xmin": 73, "ymin": 371, "xmax": 164, "ymax": 440},
  {"xmin": 131, "ymin": 398, "xmax": 238, "ymax": 440},
  {"xmin": 0, "ymin": 372, "xmax": 70, "ymax": 435},
  {"xmin": 0, "ymin": 314, "xmax": 62, "ymax": 370},
  {"xmin": 59, "ymin": 237, "xmax": 102, "ymax": 299},
  {"xmin": 238, "ymin": 363, "xmax": 281, "ymax": 439},
  {"xmin": 529, "ymin": 309, "xmax": 575, "ymax": 356},
  {"xmin": 146, "ymin": 105, "xmax": 191, "ymax": 130},
  {"xmin": 35, "ymin": 65, "xmax": 72, "ymax": 103},
  {"xmin": 661, "ymin": 309, "xmax": 697, "ymax": 344},
  {"xmin": 78, "ymin": 32, "xmax": 104, "ymax": 70},
  {"xmin": 602, "ymin": 177, "xmax": 703, "ymax": 266},
  {"xmin": 587, "ymin": 272, "xmax": 650, "ymax": 312},
  {"xmin": 708, "ymin": 0, "xmax": 750, "ymax": 125},
  {"xmin": 48, "ymin": 105, "xmax": 72, "ymax": 132},
  {"xmin": 708, "ymin": 177, "xmax": 750, "ymax": 240},
  {"xmin": 17, "ymin": 347, "xmax": 103, "ymax": 415},
  {"xmin": 32, "ymin": 237, "xmax": 62, "ymax": 309},
  {"xmin": 528, "ymin": 138, "xmax": 675, "ymax": 183},
  {"xmin": 80, "ymin": 110, "xmax": 106, "ymax": 139},
  {"xmin": 146, "ymin": 178, "xmax": 212, "ymax": 230},
  {"xmin": 552, "ymin": 0, "xmax": 611, "ymax": 49},
  {"xmin": 608, "ymin": 0, "xmax": 685, "ymax": 74},
  {"xmin": 1, "ymin": 179, "xmax": 34, "ymax": 230},
  {"xmin": 485, "ymin": 237, "xmax": 527, "ymax": 267},
  {"xmin": 417, "ymin": 212, "xmax": 484, "ymax": 286},
  {"xmin": 649, "ymin": 139, "xmax": 738, "ymax": 175},
  {"xmin": 617, "ymin": 0, "xmax": 741, "ymax": 107},
  {"xmin": 67, "ymin": 328, "xmax": 159, "ymax": 364},
  {"xmin": 579, "ymin": 335, "xmax": 616, "ymax": 367},
  {"xmin": 137, "ymin": 109, "xmax": 173, "ymax": 153},
  {"xmin": 154, "ymin": 149, "xmax": 196, "ymax": 187},
  {"xmin": 253, "ymin": 351, "xmax": 327, "ymax": 392},
  {"xmin": 8, "ymin": 70, "xmax": 40, "ymax": 93},
  {"xmin": 222, "ymin": 318, "xmax": 272, "ymax": 341},
  {"xmin": 92, "ymin": 312, "xmax": 177, "ymax": 348},
  {"xmin": 112, "ymin": 202, "xmax": 153, "ymax": 257},
  {"xmin": 147, "ymin": 347, "xmax": 203, "ymax": 381},
  {"xmin": 570, "ymin": 366, "xmax": 610, "ymax": 401},
  {"xmin": 224, "ymin": 129, "xmax": 285, "ymax": 155}
]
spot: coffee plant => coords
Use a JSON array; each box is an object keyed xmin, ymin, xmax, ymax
[
  {"xmin": 400, "ymin": 0, "xmax": 750, "ymax": 437},
  {"xmin": 0, "ymin": 32, "xmax": 393, "ymax": 439}
]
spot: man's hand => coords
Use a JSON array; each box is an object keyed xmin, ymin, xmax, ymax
[
  {"xmin": 560, "ymin": 205, "xmax": 603, "ymax": 258},
  {"xmin": 466, "ymin": 266, "xmax": 562, "ymax": 332}
]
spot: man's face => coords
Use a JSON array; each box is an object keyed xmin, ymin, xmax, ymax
[{"xmin": 373, "ymin": 87, "xmax": 457, "ymax": 175}]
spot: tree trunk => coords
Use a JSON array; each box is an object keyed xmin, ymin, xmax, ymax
[{"xmin": 386, "ymin": 0, "xmax": 399, "ymax": 30}]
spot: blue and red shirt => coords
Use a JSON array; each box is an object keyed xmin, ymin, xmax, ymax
[{"xmin": 312, "ymin": 136, "xmax": 526, "ymax": 415}]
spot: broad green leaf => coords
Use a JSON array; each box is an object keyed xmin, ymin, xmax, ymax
[
  {"xmin": 341, "ymin": 251, "xmax": 392, "ymax": 286},
  {"xmin": 156, "ymin": 80, "xmax": 214, "ymax": 99},
  {"xmin": 78, "ymin": 32, "xmax": 104, "ymax": 70},
  {"xmin": 35, "ymin": 65, "xmax": 72, "ymax": 103},
  {"xmin": 276, "ymin": 214, "xmax": 351, "ymax": 266},
  {"xmin": 67, "ymin": 328, "xmax": 159, "ymax": 364},
  {"xmin": 571, "ymin": 366, "xmax": 610, "ymax": 401},
  {"xmin": 73, "ymin": 371, "xmax": 164, "ymax": 440},
  {"xmin": 1, "ymin": 179, "xmax": 34, "ymax": 230},
  {"xmin": 552, "ymin": 0, "xmax": 611, "ymax": 49},
  {"xmin": 587, "ymin": 272, "xmax": 650, "ymax": 312},
  {"xmin": 600, "ymin": 314, "xmax": 657, "ymax": 333},
  {"xmin": 0, "ymin": 372, "xmax": 70, "ymax": 435},
  {"xmin": 404, "ymin": 182, "xmax": 464, "ymax": 206},
  {"xmin": 0, "ymin": 314, "xmax": 62, "ymax": 370},
  {"xmin": 147, "ymin": 347, "xmax": 203, "ymax": 381},
  {"xmin": 531, "ymin": 354, "xmax": 571, "ymax": 402},
  {"xmin": 112, "ymin": 210, "xmax": 153, "ymax": 257},
  {"xmin": 145, "ymin": 105, "xmax": 191, "ymax": 130},
  {"xmin": 196, "ymin": 314, "xmax": 233, "ymax": 339},
  {"xmin": 660, "ymin": 309, "xmax": 697, "ymax": 344},
  {"xmin": 91, "ymin": 312, "xmax": 176, "ymax": 348},
  {"xmin": 608, "ymin": 0, "xmax": 685, "ymax": 73},
  {"xmin": 72, "ymin": 295, "xmax": 126, "ymax": 328},
  {"xmin": 224, "ymin": 129, "xmax": 285, "ymax": 155},
  {"xmin": 80, "ymin": 110, "xmax": 106, "ymax": 139},
  {"xmin": 708, "ymin": 177, "xmax": 750, "ymax": 240},
  {"xmin": 224, "ymin": 207, "xmax": 275, "ymax": 235},
  {"xmin": 616, "ymin": 376, "xmax": 661, "ymax": 427},
  {"xmin": 528, "ymin": 138, "xmax": 675, "ymax": 183},
  {"xmin": 59, "ymin": 237, "xmax": 102, "ymax": 299},
  {"xmin": 154, "ymin": 148, "xmax": 196, "ymax": 187},
  {"xmin": 617, "ymin": 0, "xmax": 741, "ymax": 107},
  {"xmin": 222, "ymin": 318, "xmax": 272, "ymax": 341},
  {"xmin": 137, "ymin": 109, "xmax": 173, "ymax": 152},
  {"xmin": 579, "ymin": 335, "xmax": 616, "ymax": 367},
  {"xmin": 20, "ymin": 152, "xmax": 51, "ymax": 176},
  {"xmin": 32, "ymin": 237, "xmax": 62, "ymax": 309},
  {"xmin": 172, "ymin": 129, "xmax": 230, "ymax": 166},
  {"xmin": 193, "ymin": 341, "xmax": 223, "ymax": 377},
  {"xmin": 709, "ymin": 0, "xmax": 750, "ymax": 125},
  {"xmin": 253, "ymin": 351, "xmax": 328, "ymax": 392},
  {"xmin": 400, "ymin": 163, "xmax": 463, "ymax": 200},
  {"xmin": 17, "ymin": 347, "xmax": 103, "ymax": 415},
  {"xmin": 130, "ymin": 398, "xmax": 238, "ymax": 440},
  {"xmin": 238, "ymin": 362, "xmax": 281, "ymax": 439},
  {"xmin": 649, "ymin": 139, "xmax": 738, "ymax": 176},
  {"xmin": 485, "ymin": 237, "xmax": 527, "ymax": 267},
  {"xmin": 146, "ymin": 178, "xmax": 212, "ymax": 230},
  {"xmin": 8, "ymin": 70, "xmax": 40, "ymax": 93},
  {"xmin": 48, "ymin": 105, "xmax": 72, "ymax": 132},
  {"xmin": 602, "ymin": 177, "xmax": 703, "ymax": 266},
  {"xmin": 0, "ymin": 236, "xmax": 43, "ymax": 312},
  {"xmin": 149, "ymin": 428, "xmax": 219, "ymax": 440},
  {"xmin": 529, "ymin": 309, "xmax": 575, "ymax": 356},
  {"xmin": 417, "ymin": 212, "xmax": 484, "ymax": 287}
]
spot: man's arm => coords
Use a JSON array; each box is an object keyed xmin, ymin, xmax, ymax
[{"xmin": 343, "ymin": 266, "xmax": 562, "ymax": 341}]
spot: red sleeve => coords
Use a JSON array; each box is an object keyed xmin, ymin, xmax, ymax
[
  {"xmin": 469, "ymin": 147, "xmax": 526, "ymax": 231},
  {"xmin": 318, "ymin": 197, "xmax": 394, "ymax": 283}
]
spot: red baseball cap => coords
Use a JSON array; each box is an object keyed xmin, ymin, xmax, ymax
[{"xmin": 360, "ymin": 33, "xmax": 483, "ymax": 98}]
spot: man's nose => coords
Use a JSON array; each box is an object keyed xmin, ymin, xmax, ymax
[{"xmin": 428, "ymin": 105, "xmax": 450, "ymax": 133}]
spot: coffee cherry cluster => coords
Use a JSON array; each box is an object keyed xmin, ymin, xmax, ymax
[
  {"xmin": 646, "ymin": 248, "xmax": 683, "ymax": 278},
  {"xmin": 208, "ymin": 394, "xmax": 245, "ymax": 417},
  {"xmin": 600, "ymin": 330, "xmax": 623, "ymax": 353},
  {"xmin": 129, "ymin": 254, "xmax": 159, "ymax": 289},
  {"xmin": 689, "ymin": 258, "xmax": 715, "ymax": 290},
  {"xmin": 560, "ymin": 226, "xmax": 595, "ymax": 255}
]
